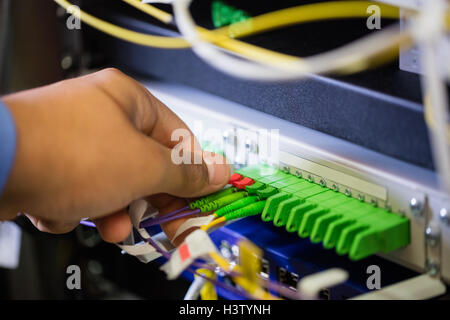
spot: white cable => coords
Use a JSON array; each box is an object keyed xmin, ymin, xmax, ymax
[
  {"xmin": 297, "ymin": 268, "xmax": 348, "ymax": 299},
  {"xmin": 184, "ymin": 276, "xmax": 207, "ymax": 300},
  {"xmin": 173, "ymin": 0, "xmax": 410, "ymax": 81},
  {"xmin": 415, "ymin": 0, "xmax": 450, "ymax": 194}
]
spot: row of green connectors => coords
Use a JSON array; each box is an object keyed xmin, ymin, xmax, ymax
[{"xmin": 235, "ymin": 164, "xmax": 410, "ymax": 261}]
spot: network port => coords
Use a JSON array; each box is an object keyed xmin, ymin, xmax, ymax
[
  {"xmin": 276, "ymin": 267, "xmax": 299, "ymax": 290},
  {"xmin": 260, "ymin": 258, "xmax": 270, "ymax": 279}
]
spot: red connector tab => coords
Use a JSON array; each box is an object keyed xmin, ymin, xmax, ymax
[
  {"xmin": 233, "ymin": 177, "xmax": 255, "ymax": 189},
  {"xmin": 229, "ymin": 173, "xmax": 243, "ymax": 184}
]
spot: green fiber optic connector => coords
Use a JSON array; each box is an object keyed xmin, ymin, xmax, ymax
[
  {"xmin": 307, "ymin": 197, "xmax": 356, "ymax": 242},
  {"xmin": 279, "ymin": 186, "xmax": 330, "ymax": 230},
  {"xmin": 273, "ymin": 197, "xmax": 304, "ymax": 227},
  {"xmin": 293, "ymin": 184, "xmax": 328, "ymax": 199},
  {"xmin": 189, "ymin": 187, "xmax": 236, "ymax": 209},
  {"xmin": 215, "ymin": 196, "xmax": 260, "ymax": 217},
  {"xmin": 286, "ymin": 191, "xmax": 360, "ymax": 235},
  {"xmin": 199, "ymin": 192, "xmax": 247, "ymax": 213},
  {"xmin": 261, "ymin": 192, "xmax": 292, "ymax": 221},
  {"xmin": 211, "ymin": 0, "xmax": 251, "ymax": 28},
  {"xmin": 245, "ymin": 181, "xmax": 265, "ymax": 194},
  {"xmin": 274, "ymin": 190, "xmax": 341, "ymax": 228},
  {"xmin": 256, "ymin": 185, "xmax": 278, "ymax": 199},
  {"xmin": 309, "ymin": 199, "xmax": 367, "ymax": 242},
  {"xmin": 322, "ymin": 204, "xmax": 379, "ymax": 249},
  {"xmin": 285, "ymin": 202, "xmax": 319, "ymax": 232},
  {"xmin": 298, "ymin": 207, "xmax": 330, "ymax": 238},
  {"xmin": 296, "ymin": 191, "xmax": 350, "ymax": 238},
  {"xmin": 346, "ymin": 214, "xmax": 409, "ymax": 261},
  {"xmin": 224, "ymin": 201, "xmax": 266, "ymax": 221},
  {"xmin": 270, "ymin": 176, "xmax": 302, "ymax": 189},
  {"xmin": 336, "ymin": 208, "xmax": 406, "ymax": 255},
  {"xmin": 280, "ymin": 180, "xmax": 315, "ymax": 193},
  {"xmin": 235, "ymin": 164, "xmax": 275, "ymax": 180},
  {"xmin": 258, "ymin": 171, "xmax": 291, "ymax": 184}
]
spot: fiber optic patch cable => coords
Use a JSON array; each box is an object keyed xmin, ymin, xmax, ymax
[
  {"xmin": 79, "ymin": 205, "xmax": 297, "ymax": 299},
  {"xmin": 139, "ymin": 186, "xmax": 237, "ymax": 227},
  {"xmin": 208, "ymin": 249, "xmax": 279, "ymax": 300},
  {"xmin": 136, "ymin": 0, "xmax": 410, "ymax": 75},
  {"xmin": 140, "ymin": 174, "xmax": 256, "ymax": 228},
  {"xmin": 78, "ymin": 220, "xmax": 257, "ymax": 298},
  {"xmin": 140, "ymin": 190, "xmax": 249, "ymax": 228},
  {"xmin": 54, "ymin": 0, "xmax": 410, "ymax": 74},
  {"xmin": 201, "ymin": 200, "xmax": 267, "ymax": 232},
  {"xmin": 143, "ymin": 226, "xmax": 281, "ymax": 300}
]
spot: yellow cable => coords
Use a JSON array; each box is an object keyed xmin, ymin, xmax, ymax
[
  {"xmin": 121, "ymin": 0, "xmax": 172, "ymax": 24},
  {"xmin": 215, "ymin": 1, "xmax": 400, "ymax": 38},
  {"xmin": 54, "ymin": 0, "xmax": 189, "ymax": 48},
  {"xmin": 209, "ymin": 252, "xmax": 235, "ymax": 271},
  {"xmin": 208, "ymin": 252, "xmax": 279, "ymax": 300},
  {"xmin": 127, "ymin": 0, "xmax": 404, "ymax": 68},
  {"xmin": 55, "ymin": 0, "xmax": 407, "ymax": 69},
  {"xmin": 424, "ymin": 94, "xmax": 450, "ymax": 142},
  {"xmin": 201, "ymin": 216, "xmax": 226, "ymax": 232},
  {"xmin": 196, "ymin": 268, "xmax": 218, "ymax": 300}
]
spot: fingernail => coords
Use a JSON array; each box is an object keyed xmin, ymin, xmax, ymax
[{"xmin": 204, "ymin": 152, "xmax": 230, "ymax": 186}]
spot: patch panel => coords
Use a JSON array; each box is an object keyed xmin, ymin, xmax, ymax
[{"xmin": 147, "ymin": 80, "xmax": 450, "ymax": 284}]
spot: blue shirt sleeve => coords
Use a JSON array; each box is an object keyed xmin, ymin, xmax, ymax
[{"xmin": 0, "ymin": 100, "xmax": 16, "ymax": 195}]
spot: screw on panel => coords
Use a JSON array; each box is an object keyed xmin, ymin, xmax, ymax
[
  {"xmin": 295, "ymin": 170, "xmax": 302, "ymax": 178},
  {"xmin": 308, "ymin": 174, "xmax": 314, "ymax": 182},
  {"xmin": 371, "ymin": 199, "xmax": 378, "ymax": 207},
  {"xmin": 358, "ymin": 194, "xmax": 365, "ymax": 202},
  {"xmin": 332, "ymin": 184, "xmax": 339, "ymax": 192},
  {"xmin": 440, "ymin": 208, "xmax": 449, "ymax": 226},
  {"xmin": 345, "ymin": 189, "xmax": 352, "ymax": 197},
  {"xmin": 425, "ymin": 259, "xmax": 440, "ymax": 277},
  {"xmin": 409, "ymin": 198, "xmax": 424, "ymax": 217},
  {"xmin": 425, "ymin": 226, "xmax": 440, "ymax": 247},
  {"xmin": 319, "ymin": 179, "xmax": 326, "ymax": 187}
]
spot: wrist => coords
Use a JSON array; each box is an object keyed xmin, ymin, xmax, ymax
[{"xmin": 0, "ymin": 100, "xmax": 18, "ymax": 220}]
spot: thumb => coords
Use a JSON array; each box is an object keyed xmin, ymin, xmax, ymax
[{"xmin": 158, "ymin": 148, "xmax": 231, "ymax": 198}]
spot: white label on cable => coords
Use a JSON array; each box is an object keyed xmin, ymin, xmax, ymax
[
  {"xmin": 0, "ymin": 222, "xmax": 22, "ymax": 269},
  {"xmin": 123, "ymin": 200, "xmax": 175, "ymax": 263},
  {"xmin": 161, "ymin": 229, "xmax": 217, "ymax": 280},
  {"xmin": 116, "ymin": 242, "xmax": 162, "ymax": 263},
  {"xmin": 171, "ymin": 215, "xmax": 215, "ymax": 242}
]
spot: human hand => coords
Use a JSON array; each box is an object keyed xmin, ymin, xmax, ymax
[{"xmin": 0, "ymin": 68, "xmax": 230, "ymax": 243}]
